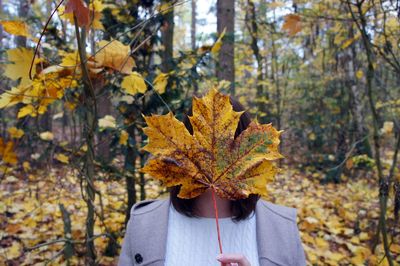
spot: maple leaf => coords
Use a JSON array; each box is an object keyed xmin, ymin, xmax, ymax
[
  {"xmin": 282, "ymin": 14, "xmax": 302, "ymax": 36},
  {"xmin": 121, "ymin": 72, "xmax": 147, "ymax": 95},
  {"xmin": 153, "ymin": 72, "xmax": 168, "ymax": 94},
  {"xmin": 0, "ymin": 20, "xmax": 30, "ymax": 37},
  {"xmin": 60, "ymin": 0, "xmax": 104, "ymax": 30},
  {"xmin": 94, "ymin": 40, "xmax": 136, "ymax": 74},
  {"xmin": 90, "ymin": 0, "xmax": 105, "ymax": 30},
  {"xmin": 0, "ymin": 86, "xmax": 26, "ymax": 109},
  {"xmin": 65, "ymin": 0, "xmax": 90, "ymax": 27},
  {"xmin": 141, "ymin": 88, "xmax": 283, "ymax": 200},
  {"xmin": 4, "ymin": 48, "xmax": 42, "ymax": 86}
]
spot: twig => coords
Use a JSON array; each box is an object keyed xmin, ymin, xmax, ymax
[{"xmin": 326, "ymin": 135, "xmax": 369, "ymax": 171}]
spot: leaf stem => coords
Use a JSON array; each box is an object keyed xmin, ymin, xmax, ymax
[{"xmin": 211, "ymin": 188, "xmax": 223, "ymax": 266}]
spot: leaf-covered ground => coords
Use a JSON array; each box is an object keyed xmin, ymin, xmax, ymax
[{"xmin": 0, "ymin": 166, "xmax": 399, "ymax": 265}]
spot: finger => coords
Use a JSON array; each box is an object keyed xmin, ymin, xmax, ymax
[{"xmin": 216, "ymin": 253, "xmax": 251, "ymax": 266}]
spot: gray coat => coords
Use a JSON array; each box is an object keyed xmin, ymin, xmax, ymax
[{"xmin": 118, "ymin": 197, "xmax": 306, "ymax": 266}]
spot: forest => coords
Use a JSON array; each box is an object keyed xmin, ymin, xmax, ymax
[{"xmin": 0, "ymin": 0, "xmax": 399, "ymax": 265}]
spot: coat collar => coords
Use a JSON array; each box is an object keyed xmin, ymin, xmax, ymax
[{"xmin": 135, "ymin": 197, "xmax": 292, "ymax": 266}]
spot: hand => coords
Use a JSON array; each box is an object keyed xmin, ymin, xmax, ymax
[{"xmin": 216, "ymin": 253, "xmax": 251, "ymax": 266}]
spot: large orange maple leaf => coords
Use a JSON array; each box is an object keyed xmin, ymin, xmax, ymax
[{"xmin": 141, "ymin": 88, "xmax": 283, "ymax": 200}]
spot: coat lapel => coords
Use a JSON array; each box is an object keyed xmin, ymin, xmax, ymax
[
  {"xmin": 256, "ymin": 199, "xmax": 295, "ymax": 266},
  {"xmin": 132, "ymin": 197, "xmax": 170, "ymax": 265}
]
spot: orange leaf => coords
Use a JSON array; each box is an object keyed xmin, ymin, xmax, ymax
[
  {"xmin": 282, "ymin": 14, "xmax": 302, "ymax": 36},
  {"xmin": 65, "ymin": 0, "xmax": 90, "ymax": 27}
]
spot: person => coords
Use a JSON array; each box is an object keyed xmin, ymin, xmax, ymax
[{"xmin": 118, "ymin": 97, "xmax": 307, "ymax": 266}]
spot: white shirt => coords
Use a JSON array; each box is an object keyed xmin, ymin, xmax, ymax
[{"xmin": 164, "ymin": 204, "xmax": 260, "ymax": 266}]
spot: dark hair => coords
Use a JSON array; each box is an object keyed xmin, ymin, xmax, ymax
[{"xmin": 169, "ymin": 96, "xmax": 260, "ymax": 222}]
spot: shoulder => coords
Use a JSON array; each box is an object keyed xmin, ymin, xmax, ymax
[
  {"xmin": 257, "ymin": 198, "xmax": 298, "ymax": 223},
  {"xmin": 256, "ymin": 199, "xmax": 305, "ymax": 265},
  {"xmin": 130, "ymin": 197, "xmax": 169, "ymax": 216}
]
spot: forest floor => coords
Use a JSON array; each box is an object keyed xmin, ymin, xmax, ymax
[{"xmin": 0, "ymin": 165, "xmax": 399, "ymax": 265}]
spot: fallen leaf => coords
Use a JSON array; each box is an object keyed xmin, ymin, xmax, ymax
[{"xmin": 55, "ymin": 153, "xmax": 69, "ymax": 164}]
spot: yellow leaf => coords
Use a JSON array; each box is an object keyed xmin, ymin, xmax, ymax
[
  {"xmin": 381, "ymin": 121, "xmax": 393, "ymax": 135},
  {"xmin": 341, "ymin": 34, "xmax": 360, "ymax": 49},
  {"xmin": 356, "ymin": 70, "xmax": 363, "ymax": 79},
  {"xmin": 119, "ymin": 130, "xmax": 129, "ymax": 145},
  {"xmin": 211, "ymin": 27, "xmax": 226, "ymax": 54},
  {"xmin": 0, "ymin": 139, "xmax": 18, "ymax": 165},
  {"xmin": 315, "ymin": 237, "xmax": 329, "ymax": 250},
  {"xmin": 140, "ymin": 88, "xmax": 283, "ymax": 199},
  {"xmin": 4, "ymin": 48, "xmax": 41, "ymax": 86},
  {"xmin": 359, "ymin": 232, "xmax": 369, "ymax": 241},
  {"xmin": 157, "ymin": 2, "xmax": 173, "ymax": 15},
  {"xmin": 60, "ymin": 51, "xmax": 80, "ymax": 68},
  {"xmin": 153, "ymin": 73, "xmax": 169, "ymax": 94},
  {"xmin": 39, "ymin": 131, "xmax": 54, "ymax": 141},
  {"xmin": 5, "ymin": 242, "xmax": 22, "ymax": 260},
  {"xmin": 98, "ymin": 115, "xmax": 116, "ymax": 129},
  {"xmin": 390, "ymin": 243, "xmax": 400, "ymax": 253},
  {"xmin": 7, "ymin": 127, "xmax": 24, "ymax": 139},
  {"xmin": 81, "ymin": 144, "xmax": 88, "ymax": 152},
  {"xmin": 65, "ymin": 101, "xmax": 77, "ymax": 110},
  {"xmin": 94, "ymin": 40, "xmax": 136, "ymax": 74},
  {"xmin": 23, "ymin": 161, "xmax": 31, "ymax": 171},
  {"xmin": 0, "ymin": 86, "xmax": 25, "ymax": 109},
  {"xmin": 17, "ymin": 104, "xmax": 36, "ymax": 118},
  {"xmin": 90, "ymin": 0, "xmax": 105, "ymax": 30},
  {"xmin": 55, "ymin": 153, "xmax": 69, "ymax": 164},
  {"xmin": 282, "ymin": 14, "xmax": 302, "ymax": 36},
  {"xmin": 121, "ymin": 72, "xmax": 147, "ymax": 95},
  {"xmin": 0, "ymin": 21, "xmax": 30, "ymax": 37}
]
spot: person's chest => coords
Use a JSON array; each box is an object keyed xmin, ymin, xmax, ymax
[{"xmin": 164, "ymin": 205, "xmax": 260, "ymax": 266}]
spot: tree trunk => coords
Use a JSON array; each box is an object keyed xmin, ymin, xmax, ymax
[
  {"xmin": 124, "ymin": 125, "xmax": 137, "ymax": 225},
  {"xmin": 161, "ymin": 0, "xmax": 174, "ymax": 73},
  {"xmin": 245, "ymin": 0, "xmax": 270, "ymax": 123},
  {"xmin": 216, "ymin": 0, "xmax": 235, "ymax": 94},
  {"xmin": 191, "ymin": 0, "xmax": 196, "ymax": 51},
  {"xmin": 347, "ymin": 1, "xmax": 393, "ymax": 264},
  {"xmin": 347, "ymin": 25, "xmax": 372, "ymax": 157}
]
